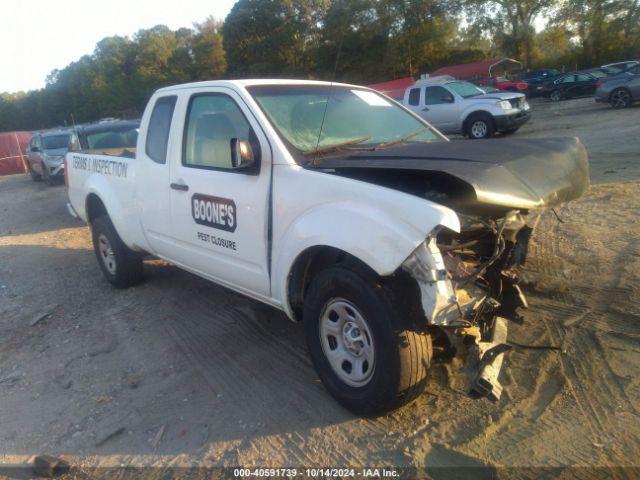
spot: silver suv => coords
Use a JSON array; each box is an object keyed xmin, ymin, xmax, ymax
[
  {"xmin": 27, "ymin": 130, "xmax": 71, "ymax": 185},
  {"xmin": 402, "ymin": 77, "xmax": 531, "ymax": 139}
]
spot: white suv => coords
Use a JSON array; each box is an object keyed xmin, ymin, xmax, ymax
[{"xmin": 402, "ymin": 77, "xmax": 531, "ymax": 139}]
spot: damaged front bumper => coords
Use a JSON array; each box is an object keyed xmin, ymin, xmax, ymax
[{"xmin": 402, "ymin": 213, "xmax": 532, "ymax": 402}]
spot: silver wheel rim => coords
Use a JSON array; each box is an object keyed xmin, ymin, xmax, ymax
[
  {"xmin": 319, "ymin": 298, "xmax": 375, "ymax": 387},
  {"xmin": 98, "ymin": 234, "xmax": 117, "ymax": 275},
  {"xmin": 551, "ymin": 91, "xmax": 560, "ymax": 101},
  {"xmin": 471, "ymin": 121, "xmax": 487, "ymax": 138},
  {"xmin": 611, "ymin": 90, "xmax": 630, "ymax": 108}
]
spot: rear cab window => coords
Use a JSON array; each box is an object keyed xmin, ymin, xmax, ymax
[
  {"xmin": 146, "ymin": 96, "xmax": 177, "ymax": 164},
  {"xmin": 408, "ymin": 88, "xmax": 421, "ymax": 106}
]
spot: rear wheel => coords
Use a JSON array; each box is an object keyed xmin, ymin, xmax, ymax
[
  {"xmin": 610, "ymin": 88, "xmax": 632, "ymax": 109},
  {"xmin": 303, "ymin": 267, "xmax": 432, "ymax": 416},
  {"xmin": 91, "ymin": 216, "xmax": 143, "ymax": 288},
  {"xmin": 550, "ymin": 90, "xmax": 562, "ymax": 102},
  {"xmin": 466, "ymin": 113, "xmax": 495, "ymax": 139}
]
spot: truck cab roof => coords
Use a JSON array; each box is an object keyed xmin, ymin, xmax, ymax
[{"xmin": 154, "ymin": 79, "xmax": 366, "ymax": 94}]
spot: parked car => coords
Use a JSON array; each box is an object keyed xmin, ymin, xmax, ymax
[
  {"xmin": 69, "ymin": 119, "xmax": 140, "ymax": 157},
  {"xmin": 403, "ymin": 77, "xmax": 530, "ymax": 139},
  {"xmin": 489, "ymin": 76, "xmax": 529, "ymax": 93},
  {"xmin": 27, "ymin": 130, "xmax": 72, "ymax": 185},
  {"xmin": 65, "ymin": 79, "xmax": 589, "ymax": 414},
  {"xmin": 540, "ymin": 72, "xmax": 600, "ymax": 101},
  {"xmin": 523, "ymin": 69, "xmax": 561, "ymax": 97},
  {"xmin": 595, "ymin": 64, "xmax": 640, "ymax": 108}
]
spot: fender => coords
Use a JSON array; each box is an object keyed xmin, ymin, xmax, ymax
[
  {"xmin": 82, "ymin": 173, "xmax": 146, "ymax": 251},
  {"xmin": 272, "ymin": 200, "xmax": 460, "ymax": 319},
  {"xmin": 461, "ymin": 108, "xmax": 495, "ymax": 128}
]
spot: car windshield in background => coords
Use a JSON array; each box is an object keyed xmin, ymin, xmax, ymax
[
  {"xmin": 42, "ymin": 134, "xmax": 70, "ymax": 150},
  {"xmin": 86, "ymin": 128, "xmax": 139, "ymax": 150},
  {"xmin": 248, "ymin": 85, "xmax": 440, "ymax": 157},
  {"xmin": 446, "ymin": 81, "xmax": 486, "ymax": 98}
]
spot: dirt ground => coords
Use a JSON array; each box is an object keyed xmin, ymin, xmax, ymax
[{"xmin": 0, "ymin": 97, "xmax": 639, "ymax": 477}]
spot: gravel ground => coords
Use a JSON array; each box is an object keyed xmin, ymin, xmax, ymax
[{"xmin": 0, "ymin": 96, "xmax": 639, "ymax": 478}]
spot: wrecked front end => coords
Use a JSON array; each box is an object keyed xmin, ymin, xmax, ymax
[
  {"xmin": 312, "ymin": 136, "xmax": 590, "ymax": 401},
  {"xmin": 402, "ymin": 211, "xmax": 535, "ymax": 401}
]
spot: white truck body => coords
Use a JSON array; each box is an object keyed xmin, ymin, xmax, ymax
[
  {"xmin": 66, "ymin": 79, "xmax": 588, "ymax": 413},
  {"xmin": 67, "ymin": 80, "xmax": 458, "ymax": 316}
]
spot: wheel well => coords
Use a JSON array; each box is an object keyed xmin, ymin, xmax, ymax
[
  {"xmin": 86, "ymin": 194, "xmax": 108, "ymax": 225},
  {"xmin": 463, "ymin": 111, "xmax": 494, "ymax": 134},
  {"xmin": 287, "ymin": 246, "xmax": 377, "ymax": 322}
]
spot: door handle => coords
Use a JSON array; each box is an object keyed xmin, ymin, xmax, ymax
[{"xmin": 170, "ymin": 182, "xmax": 189, "ymax": 191}]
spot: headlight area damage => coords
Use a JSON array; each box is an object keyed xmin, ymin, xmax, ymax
[
  {"xmin": 402, "ymin": 212, "xmax": 533, "ymax": 402},
  {"xmin": 310, "ymin": 136, "xmax": 590, "ymax": 402}
]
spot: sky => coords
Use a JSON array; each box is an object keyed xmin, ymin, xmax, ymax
[{"xmin": 0, "ymin": 0, "xmax": 237, "ymax": 94}]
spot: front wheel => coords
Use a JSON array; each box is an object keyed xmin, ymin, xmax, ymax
[
  {"xmin": 303, "ymin": 267, "xmax": 432, "ymax": 416},
  {"xmin": 550, "ymin": 90, "xmax": 562, "ymax": 102},
  {"xmin": 29, "ymin": 163, "xmax": 42, "ymax": 182},
  {"xmin": 610, "ymin": 88, "xmax": 632, "ymax": 109},
  {"xmin": 91, "ymin": 216, "xmax": 143, "ymax": 288},
  {"xmin": 466, "ymin": 114, "xmax": 495, "ymax": 139}
]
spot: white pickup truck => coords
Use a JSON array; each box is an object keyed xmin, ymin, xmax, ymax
[{"xmin": 66, "ymin": 79, "xmax": 589, "ymax": 415}]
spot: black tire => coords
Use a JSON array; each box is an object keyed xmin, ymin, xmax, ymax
[
  {"xmin": 29, "ymin": 162, "xmax": 42, "ymax": 182},
  {"xmin": 609, "ymin": 88, "xmax": 632, "ymax": 109},
  {"xmin": 550, "ymin": 90, "xmax": 562, "ymax": 102},
  {"xmin": 91, "ymin": 215, "xmax": 143, "ymax": 289},
  {"xmin": 303, "ymin": 266, "xmax": 432, "ymax": 416},
  {"xmin": 465, "ymin": 113, "xmax": 495, "ymax": 139}
]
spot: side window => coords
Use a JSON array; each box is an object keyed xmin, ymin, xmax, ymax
[
  {"xmin": 560, "ymin": 75, "xmax": 575, "ymax": 84},
  {"xmin": 576, "ymin": 74, "xmax": 591, "ymax": 82},
  {"xmin": 183, "ymin": 94, "xmax": 260, "ymax": 172},
  {"xmin": 408, "ymin": 88, "xmax": 421, "ymax": 106},
  {"xmin": 145, "ymin": 96, "xmax": 177, "ymax": 164},
  {"xmin": 424, "ymin": 86, "xmax": 453, "ymax": 105}
]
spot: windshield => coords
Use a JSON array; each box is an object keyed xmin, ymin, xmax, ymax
[
  {"xmin": 86, "ymin": 128, "xmax": 139, "ymax": 150},
  {"xmin": 446, "ymin": 81, "xmax": 485, "ymax": 98},
  {"xmin": 42, "ymin": 134, "xmax": 70, "ymax": 150},
  {"xmin": 248, "ymin": 85, "xmax": 440, "ymax": 157}
]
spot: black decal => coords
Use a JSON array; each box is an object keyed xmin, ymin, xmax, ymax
[{"xmin": 192, "ymin": 193, "xmax": 237, "ymax": 233}]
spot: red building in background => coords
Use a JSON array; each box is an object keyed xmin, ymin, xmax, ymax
[{"xmin": 0, "ymin": 131, "xmax": 31, "ymax": 176}]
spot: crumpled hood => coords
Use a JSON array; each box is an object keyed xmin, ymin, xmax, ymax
[
  {"xmin": 472, "ymin": 92, "xmax": 524, "ymax": 102},
  {"xmin": 309, "ymin": 137, "xmax": 590, "ymax": 211}
]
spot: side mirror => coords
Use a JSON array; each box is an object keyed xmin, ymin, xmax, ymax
[
  {"xmin": 442, "ymin": 96, "xmax": 454, "ymax": 103},
  {"xmin": 31, "ymin": 146, "xmax": 40, "ymax": 153},
  {"xmin": 231, "ymin": 138, "xmax": 256, "ymax": 169}
]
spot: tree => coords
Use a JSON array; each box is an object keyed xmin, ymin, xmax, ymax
[
  {"xmin": 465, "ymin": 0, "xmax": 556, "ymax": 67},
  {"xmin": 223, "ymin": 0, "xmax": 329, "ymax": 76},
  {"xmin": 191, "ymin": 17, "xmax": 227, "ymax": 80}
]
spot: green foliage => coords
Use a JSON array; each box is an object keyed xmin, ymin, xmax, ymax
[{"xmin": 1, "ymin": 0, "xmax": 638, "ymax": 132}]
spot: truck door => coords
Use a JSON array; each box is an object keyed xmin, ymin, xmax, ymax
[
  {"xmin": 167, "ymin": 88, "xmax": 272, "ymax": 297},
  {"xmin": 421, "ymin": 86, "xmax": 459, "ymax": 133}
]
